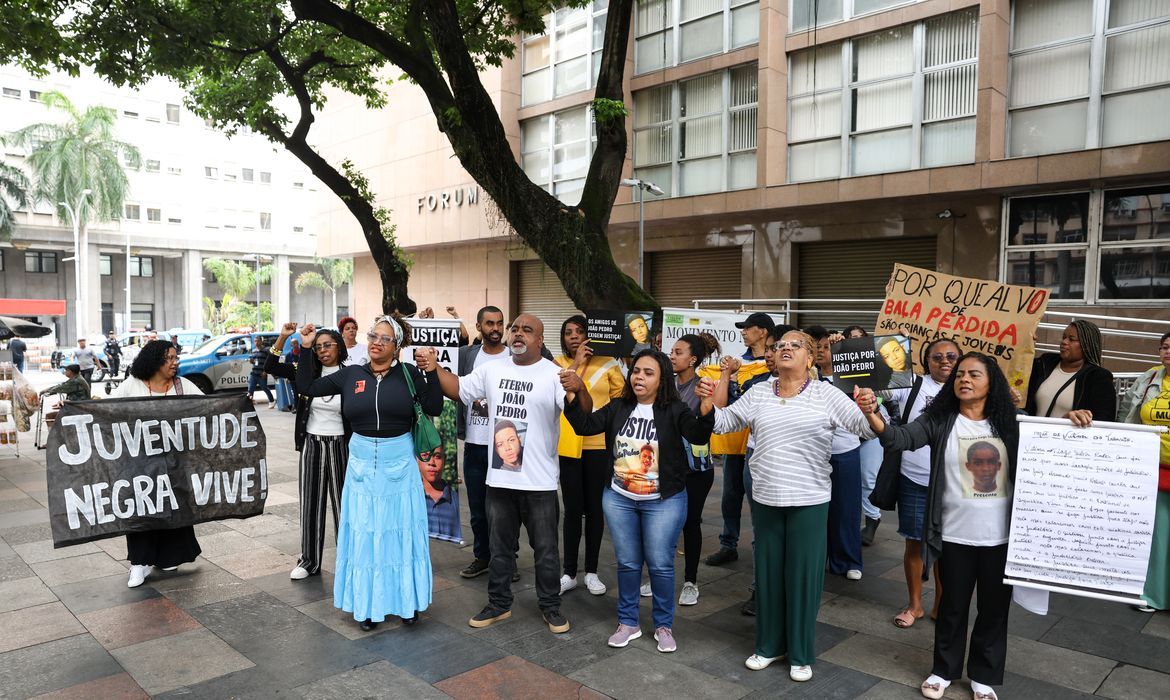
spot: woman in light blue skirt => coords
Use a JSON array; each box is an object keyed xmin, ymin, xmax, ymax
[{"xmin": 298, "ymin": 316, "xmax": 442, "ymax": 631}]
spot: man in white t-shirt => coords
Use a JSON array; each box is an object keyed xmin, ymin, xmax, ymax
[{"xmin": 421, "ymin": 314, "xmax": 592, "ymax": 635}]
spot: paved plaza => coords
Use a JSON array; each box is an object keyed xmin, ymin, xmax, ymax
[{"xmin": 1, "ymin": 381, "xmax": 1169, "ymax": 698}]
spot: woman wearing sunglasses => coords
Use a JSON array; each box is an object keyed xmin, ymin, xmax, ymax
[
  {"xmin": 297, "ymin": 316, "xmax": 443, "ymax": 631},
  {"xmin": 266, "ymin": 322, "xmax": 350, "ymax": 582}
]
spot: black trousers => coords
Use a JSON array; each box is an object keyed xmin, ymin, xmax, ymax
[
  {"xmin": 933, "ymin": 541, "xmax": 1012, "ymax": 685},
  {"xmin": 683, "ymin": 469, "xmax": 715, "ymax": 583},
  {"xmin": 559, "ymin": 449, "xmax": 608, "ymax": 577},
  {"xmin": 486, "ymin": 486, "xmax": 561, "ymax": 613}
]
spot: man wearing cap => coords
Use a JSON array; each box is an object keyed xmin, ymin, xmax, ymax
[{"xmin": 706, "ymin": 312, "xmax": 775, "ymax": 569}]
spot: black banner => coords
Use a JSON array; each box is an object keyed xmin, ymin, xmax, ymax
[
  {"xmin": 585, "ymin": 310, "xmax": 658, "ymax": 357},
  {"xmin": 46, "ymin": 395, "xmax": 268, "ymax": 548},
  {"xmin": 831, "ymin": 334, "xmax": 915, "ymax": 392}
]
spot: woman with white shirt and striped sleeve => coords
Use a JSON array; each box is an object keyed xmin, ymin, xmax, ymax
[{"xmin": 704, "ymin": 329, "xmax": 875, "ymax": 683}]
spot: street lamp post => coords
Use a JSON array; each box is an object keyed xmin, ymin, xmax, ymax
[
  {"xmin": 125, "ymin": 232, "xmax": 132, "ymax": 333},
  {"xmin": 619, "ymin": 178, "xmax": 664, "ymax": 288},
  {"xmin": 59, "ymin": 189, "xmax": 93, "ymax": 342}
]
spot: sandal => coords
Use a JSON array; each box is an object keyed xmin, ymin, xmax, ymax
[{"xmin": 894, "ymin": 609, "xmax": 924, "ymax": 628}]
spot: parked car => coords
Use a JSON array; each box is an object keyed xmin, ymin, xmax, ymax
[{"xmin": 177, "ymin": 332, "xmax": 279, "ymax": 394}]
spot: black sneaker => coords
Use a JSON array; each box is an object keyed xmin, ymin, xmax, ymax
[
  {"xmin": 358, "ymin": 618, "xmax": 378, "ymax": 631},
  {"xmin": 460, "ymin": 558, "xmax": 490, "ymax": 578},
  {"xmin": 543, "ymin": 608, "xmax": 571, "ymax": 633},
  {"xmin": 705, "ymin": 548, "xmax": 738, "ymax": 566},
  {"xmin": 468, "ymin": 605, "xmax": 511, "ymax": 628},
  {"xmin": 861, "ymin": 516, "xmax": 879, "ymax": 547},
  {"xmin": 740, "ymin": 591, "xmax": 757, "ymax": 617}
]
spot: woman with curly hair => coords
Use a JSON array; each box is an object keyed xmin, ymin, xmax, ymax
[
  {"xmin": 857, "ymin": 353, "xmax": 1090, "ymax": 700},
  {"xmin": 112, "ymin": 339, "xmax": 205, "ymax": 588}
]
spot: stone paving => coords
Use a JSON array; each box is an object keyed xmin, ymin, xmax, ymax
[{"xmin": 2, "ymin": 386, "xmax": 1169, "ymax": 698}]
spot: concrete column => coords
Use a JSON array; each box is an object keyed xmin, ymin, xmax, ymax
[
  {"xmin": 274, "ymin": 254, "xmax": 291, "ymax": 328},
  {"xmin": 85, "ymin": 240, "xmax": 103, "ymax": 336},
  {"xmin": 182, "ymin": 249, "xmax": 204, "ymax": 330}
]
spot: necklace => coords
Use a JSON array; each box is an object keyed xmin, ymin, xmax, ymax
[{"xmin": 773, "ymin": 377, "xmax": 810, "ymax": 404}]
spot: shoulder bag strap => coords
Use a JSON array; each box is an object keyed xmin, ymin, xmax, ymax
[
  {"xmin": 172, "ymin": 377, "xmax": 184, "ymax": 395},
  {"xmin": 901, "ymin": 375, "xmax": 925, "ymax": 424},
  {"xmin": 1042, "ymin": 370, "xmax": 1081, "ymax": 418}
]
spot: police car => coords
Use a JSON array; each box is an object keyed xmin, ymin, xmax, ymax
[{"xmin": 177, "ymin": 332, "xmax": 279, "ymax": 394}]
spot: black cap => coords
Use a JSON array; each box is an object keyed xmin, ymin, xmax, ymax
[{"xmin": 735, "ymin": 312, "xmax": 776, "ymax": 331}]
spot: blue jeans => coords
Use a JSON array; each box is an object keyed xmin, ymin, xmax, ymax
[
  {"xmin": 718, "ymin": 453, "xmax": 747, "ymax": 550},
  {"xmin": 858, "ymin": 438, "xmax": 883, "ymax": 521},
  {"xmin": 275, "ymin": 378, "xmax": 292, "ymax": 410},
  {"xmin": 247, "ymin": 374, "xmax": 274, "ymax": 402},
  {"xmin": 603, "ymin": 488, "xmax": 688, "ymax": 629},
  {"xmin": 463, "ymin": 443, "xmax": 490, "ymax": 561}
]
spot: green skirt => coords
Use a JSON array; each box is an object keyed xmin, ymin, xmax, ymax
[{"xmin": 1144, "ymin": 491, "xmax": 1170, "ymax": 610}]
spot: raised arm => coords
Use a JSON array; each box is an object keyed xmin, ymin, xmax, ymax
[
  {"xmin": 412, "ymin": 363, "xmax": 444, "ymax": 416},
  {"xmin": 415, "ymin": 347, "xmax": 461, "ymax": 401},
  {"xmin": 295, "ymin": 324, "xmax": 344, "ymax": 398},
  {"xmin": 711, "ymin": 382, "xmax": 755, "ymax": 434}
]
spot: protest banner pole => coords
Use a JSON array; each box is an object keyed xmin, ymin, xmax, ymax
[
  {"xmin": 1003, "ymin": 579, "xmax": 1146, "ymax": 606},
  {"xmin": 1014, "ymin": 414, "xmax": 1169, "ymax": 434}
]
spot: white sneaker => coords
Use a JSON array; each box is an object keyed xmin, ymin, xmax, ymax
[
  {"xmin": 679, "ymin": 581, "xmax": 699, "ymax": 606},
  {"xmin": 639, "ymin": 582, "xmax": 652, "ymax": 597},
  {"xmin": 846, "ymin": 569, "xmax": 863, "ymax": 581},
  {"xmin": 584, "ymin": 573, "xmax": 607, "ymax": 595},
  {"xmin": 290, "ymin": 566, "xmax": 310, "ymax": 580},
  {"xmin": 127, "ymin": 565, "xmax": 152, "ymax": 588},
  {"xmin": 162, "ymin": 566, "xmax": 178, "ymax": 572},
  {"xmin": 559, "ymin": 574, "xmax": 578, "ymax": 594},
  {"xmin": 789, "ymin": 665, "xmax": 813, "ymax": 682},
  {"xmin": 745, "ymin": 654, "xmax": 783, "ymax": 671}
]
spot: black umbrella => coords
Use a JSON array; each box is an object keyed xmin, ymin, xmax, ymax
[{"xmin": 0, "ymin": 315, "xmax": 52, "ymax": 340}]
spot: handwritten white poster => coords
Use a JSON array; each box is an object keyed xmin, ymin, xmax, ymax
[
  {"xmin": 1005, "ymin": 416, "xmax": 1165, "ymax": 603},
  {"xmin": 661, "ymin": 308, "xmax": 786, "ymax": 366}
]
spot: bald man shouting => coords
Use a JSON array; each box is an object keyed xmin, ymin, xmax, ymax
[{"xmin": 419, "ymin": 314, "xmax": 591, "ymax": 635}]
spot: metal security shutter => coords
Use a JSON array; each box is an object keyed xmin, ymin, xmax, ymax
[
  {"xmin": 650, "ymin": 248, "xmax": 742, "ymax": 308},
  {"xmin": 796, "ymin": 237, "xmax": 936, "ymax": 329},
  {"xmin": 516, "ymin": 260, "xmax": 580, "ymax": 357}
]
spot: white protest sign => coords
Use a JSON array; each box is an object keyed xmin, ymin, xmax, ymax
[
  {"xmin": 661, "ymin": 308, "xmax": 786, "ymax": 365},
  {"xmin": 1005, "ymin": 415, "xmax": 1165, "ymax": 604},
  {"xmin": 399, "ymin": 318, "xmax": 462, "ymax": 373}
]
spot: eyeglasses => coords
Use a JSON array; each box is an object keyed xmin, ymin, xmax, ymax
[
  {"xmin": 770, "ymin": 341, "xmax": 803, "ymax": 351},
  {"xmin": 313, "ymin": 342, "xmax": 338, "ymax": 352},
  {"xmin": 164, "ymin": 354, "xmax": 178, "ymax": 363},
  {"xmin": 929, "ymin": 352, "xmax": 959, "ymax": 363},
  {"xmin": 367, "ymin": 332, "xmax": 396, "ymax": 346}
]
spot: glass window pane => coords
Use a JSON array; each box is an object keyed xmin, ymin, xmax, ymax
[
  {"xmin": 635, "ymin": 85, "xmax": 673, "ymax": 127},
  {"xmin": 680, "ymin": 14, "xmax": 724, "ymax": 62},
  {"xmin": 682, "ymin": 0, "xmax": 723, "ymax": 21},
  {"xmin": 731, "ymin": 3, "xmax": 760, "ymax": 48},
  {"xmin": 791, "ymin": 0, "xmax": 842, "ymax": 32},
  {"xmin": 790, "ymin": 44, "xmax": 843, "ymax": 95},
  {"xmin": 555, "ymin": 22, "xmax": 588, "ymax": 62},
  {"xmin": 1006, "ymin": 193, "xmax": 1090, "ymax": 246},
  {"xmin": 1012, "ymin": 0, "xmax": 1094, "ymax": 50},
  {"xmin": 522, "ymin": 152, "xmax": 549, "ymax": 185},
  {"xmin": 1008, "ymin": 101, "xmax": 1088, "ymax": 155},
  {"xmin": 1103, "ymin": 87, "xmax": 1170, "ymax": 146},
  {"xmin": 1108, "ymin": 0, "xmax": 1170, "ymax": 28},
  {"xmin": 729, "ymin": 108, "xmax": 758, "ymax": 151},
  {"xmin": 680, "ymin": 156, "xmax": 723, "ymax": 195},
  {"xmin": 729, "ymin": 151, "xmax": 757, "ymax": 189},
  {"xmin": 554, "ymin": 108, "xmax": 589, "ymax": 144},
  {"xmin": 1105, "ymin": 23, "xmax": 1170, "ymax": 92},
  {"xmin": 1098, "ymin": 246, "xmax": 1170, "ymax": 299},
  {"xmin": 554, "ymin": 55, "xmax": 590, "ymax": 97},
  {"xmin": 634, "ymin": 165, "xmax": 672, "ymax": 197},
  {"xmin": 521, "ymin": 68, "xmax": 550, "ymax": 106},
  {"xmin": 555, "ymin": 178, "xmax": 585, "ymax": 206},
  {"xmin": 635, "ymin": 31, "xmax": 673, "ymax": 72},
  {"xmin": 556, "ymin": 6, "xmax": 589, "ymax": 25},
  {"xmin": 634, "ymin": 125, "xmax": 673, "ymax": 165},
  {"xmin": 922, "ymin": 117, "xmax": 976, "ymax": 167},
  {"xmin": 524, "ymin": 36, "xmax": 550, "ymax": 71},
  {"xmin": 853, "ymin": 0, "xmax": 907, "ymax": 13},
  {"xmin": 1009, "ymin": 43, "xmax": 1091, "ymax": 107},
  {"xmin": 593, "ymin": 16, "xmax": 606, "ymax": 51},
  {"xmin": 789, "ymin": 92, "xmax": 842, "ymax": 140},
  {"xmin": 730, "ymin": 65, "xmax": 758, "ymax": 106},
  {"xmin": 553, "ymin": 141, "xmax": 589, "ymax": 180},
  {"xmin": 637, "ymin": 0, "xmax": 674, "ymax": 36},
  {"xmin": 1104, "ymin": 186, "xmax": 1170, "ymax": 241},
  {"xmin": 681, "ymin": 73, "xmax": 722, "ymax": 116},
  {"xmin": 853, "ymin": 78, "xmax": 913, "ymax": 131},
  {"xmin": 853, "ymin": 27, "xmax": 913, "ymax": 82},
  {"xmin": 851, "ymin": 128, "xmax": 912, "ymax": 175},
  {"xmin": 681, "ymin": 114, "xmax": 723, "ymax": 159},
  {"xmin": 521, "ymin": 118, "xmax": 549, "ymax": 153},
  {"xmin": 1005, "ymin": 248, "xmax": 1087, "ymax": 299},
  {"xmin": 788, "ymin": 139, "xmax": 842, "ymax": 181},
  {"xmin": 924, "ymin": 63, "xmax": 977, "ymax": 121},
  {"xmin": 925, "ymin": 8, "xmax": 979, "ymax": 67}
]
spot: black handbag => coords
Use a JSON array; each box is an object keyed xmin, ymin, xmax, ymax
[{"xmin": 868, "ymin": 376, "xmax": 924, "ymax": 511}]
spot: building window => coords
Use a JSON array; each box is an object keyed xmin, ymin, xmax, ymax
[
  {"xmin": 166, "ymin": 103, "xmax": 180, "ymax": 124},
  {"xmin": 167, "ymin": 166, "xmax": 182, "ymax": 176},
  {"xmin": 259, "ymin": 212, "xmax": 272, "ymax": 230},
  {"xmin": 131, "ymin": 303, "xmax": 154, "ymax": 330},
  {"xmin": 521, "ymin": 1, "xmax": 609, "ymax": 106},
  {"xmin": 122, "ymin": 109, "xmax": 139, "ymax": 119},
  {"xmin": 0, "ymin": 250, "xmax": 4, "ymax": 271},
  {"xmin": 204, "ymin": 166, "xmax": 218, "ymax": 179},
  {"xmin": 124, "ymin": 204, "xmax": 140, "ymax": 220},
  {"xmin": 146, "ymin": 208, "xmax": 161, "ymax": 222},
  {"xmin": 792, "ymin": 0, "xmax": 918, "ymax": 32},
  {"xmin": 3, "ymin": 87, "xmax": 20, "ymax": 99},
  {"xmin": 292, "ymin": 225, "xmax": 304, "ymax": 232},
  {"xmin": 787, "ymin": 8, "xmax": 977, "ymax": 182},
  {"xmin": 1008, "ymin": 0, "xmax": 1170, "ymax": 156},
  {"xmin": 24, "ymin": 251, "xmax": 57, "ymax": 273},
  {"xmin": 99, "ymin": 254, "xmax": 112, "ymax": 276},
  {"xmin": 223, "ymin": 172, "xmax": 237, "ymax": 182},
  {"xmin": 168, "ymin": 216, "xmax": 182, "ymax": 224},
  {"xmin": 521, "ymin": 106, "xmax": 597, "ymax": 205},
  {"xmin": 631, "ymin": 64, "xmax": 758, "ymax": 197},
  {"xmin": 259, "ymin": 171, "xmax": 271, "ymax": 184},
  {"xmin": 242, "ymin": 168, "xmax": 254, "ymax": 183},
  {"xmin": 634, "ymin": 0, "xmax": 759, "ymax": 74},
  {"xmin": 29, "ymin": 90, "xmax": 42, "ymax": 102},
  {"xmin": 145, "ymin": 159, "xmax": 160, "ymax": 173},
  {"xmin": 292, "ymin": 181, "xmax": 304, "ymax": 189},
  {"xmin": 130, "ymin": 255, "xmax": 154, "ymax": 278},
  {"xmin": 1003, "ymin": 184, "xmax": 1170, "ymax": 302}
]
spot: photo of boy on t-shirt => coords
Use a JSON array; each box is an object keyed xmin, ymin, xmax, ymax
[{"xmin": 492, "ymin": 419, "xmax": 526, "ymax": 472}]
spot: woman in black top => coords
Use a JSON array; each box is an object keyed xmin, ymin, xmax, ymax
[
  {"xmin": 1025, "ymin": 319, "xmax": 1115, "ymax": 421},
  {"xmin": 297, "ymin": 316, "xmax": 442, "ymax": 631},
  {"xmin": 563, "ymin": 349, "xmax": 714, "ymax": 654}
]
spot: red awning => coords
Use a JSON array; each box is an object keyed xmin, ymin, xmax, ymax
[{"xmin": 0, "ymin": 298, "xmax": 67, "ymax": 315}]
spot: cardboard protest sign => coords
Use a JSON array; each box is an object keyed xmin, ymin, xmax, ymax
[
  {"xmin": 831, "ymin": 335, "xmax": 914, "ymax": 392},
  {"xmin": 661, "ymin": 308, "xmax": 787, "ymax": 365},
  {"xmin": 400, "ymin": 318, "xmax": 462, "ymax": 373},
  {"xmin": 46, "ymin": 395, "xmax": 267, "ymax": 548},
  {"xmin": 586, "ymin": 310, "xmax": 657, "ymax": 357},
  {"xmin": 876, "ymin": 264, "xmax": 1049, "ymax": 395}
]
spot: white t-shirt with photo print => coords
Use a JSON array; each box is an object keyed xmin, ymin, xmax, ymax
[
  {"xmin": 941, "ymin": 415, "xmax": 1013, "ymax": 546},
  {"xmin": 459, "ymin": 357, "xmax": 566, "ymax": 492}
]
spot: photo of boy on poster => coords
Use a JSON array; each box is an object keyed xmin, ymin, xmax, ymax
[
  {"xmin": 627, "ymin": 313, "xmax": 653, "ymax": 354},
  {"xmin": 585, "ymin": 310, "xmax": 660, "ymax": 358},
  {"xmin": 418, "ymin": 392, "xmax": 464, "ymax": 543}
]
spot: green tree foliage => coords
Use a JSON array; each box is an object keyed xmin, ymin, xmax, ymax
[
  {"xmin": 0, "ymin": 156, "xmax": 30, "ymax": 240},
  {"xmin": 295, "ymin": 257, "xmax": 354, "ymax": 324},
  {"xmin": 202, "ymin": 258, "xmax": 276, "ymax": 333}
]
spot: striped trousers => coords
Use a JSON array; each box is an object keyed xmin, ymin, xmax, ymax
[{"xmin": 298, "ymin": 434, "xmax": 348, "ymax": 574}]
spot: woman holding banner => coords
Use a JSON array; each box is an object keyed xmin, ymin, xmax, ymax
[
  {"xmin": 1026, "ymin": 320, "xmax": 1115, "ymax": 422},
  {"xmin": 297, "ymin": 316, "xmax": 443, "ymax": 631},
  {"xmin": 112, "ymin": 340, "xmax": 204, "ymax": 588},
  {"xmin": 1119, "ymin": 330, "xmax": 1170, "ymax": 613},
  {"xmin": 555, "ymin": 315, "xmax": 625, "ymax": 597},
  {"xmin": 266, "ymin": 322, "xmax": 351, "ymax": 582}
]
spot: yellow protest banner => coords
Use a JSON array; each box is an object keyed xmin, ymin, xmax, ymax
[{"xmin": 875, "ymin": 264, "xmax": 1049, "ymax": 395}]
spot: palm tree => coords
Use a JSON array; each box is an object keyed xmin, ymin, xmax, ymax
[
  {"xmin": 202, "ymin": 258, "xmax": 275, "ymax": 331},
  {"xmin": 294, "ymin": 257, "xmax": 353, "ymax": 325},
  {"xmin": 0, "ymin": 156, "xmax": 29, "ymax": 240}
]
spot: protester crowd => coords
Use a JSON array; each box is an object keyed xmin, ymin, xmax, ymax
[{"xmin": 58, "ymin": 303, "xmax": 1169, "ymax": 700}]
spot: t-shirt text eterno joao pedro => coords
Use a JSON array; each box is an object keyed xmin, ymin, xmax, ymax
[{"xmin": 459, "ymin": 357, "xmax": 566, "ymax": 491}]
